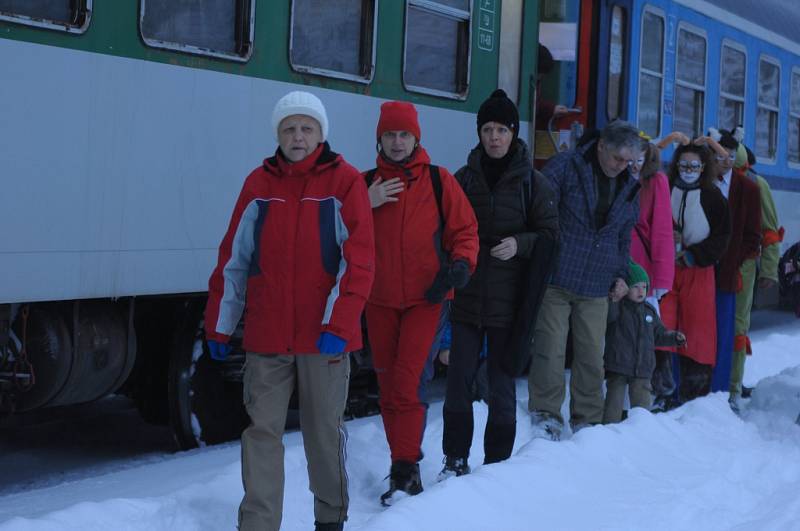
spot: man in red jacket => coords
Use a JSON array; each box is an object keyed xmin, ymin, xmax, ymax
[
  {"xmin": 204, "ymin": 91, "xmax": 375, "ymax": 531},
  {"xmin": 364, "ymin": 101, "xmax": 478, "ymax": 506},
  {"xmin": 708, "ymin": 128, "xmax": 761, "ymax": 395}
]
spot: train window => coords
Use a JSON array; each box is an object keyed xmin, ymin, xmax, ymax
[
  {"xmin": 756, "ymin": 56, "xmax": 780, "ymax": 162},
  {"xmin": 606, "ymin": 5, "xmax": 627, "ymax": 120},
  {"xmin": 404, "ymin": 0, "xmax": 471, "ymax": 99},
  {"xmin": 789, "ymin": 69, "xmax": 800, "ymax": 164},
  {"xmin": 637, "ymin": 8, "xmax": 665, "ymax": 137},
  {"xmin": 674, "ymin": 26, "xmax": 706, "ymax": 137},
  {"xmin": 719, "ymin": 42, "xmax": 746, "ymax": 132},
  {"xmin": 290, "ymin": 0, "xmax": 377, "ymax": 83},
  {"xmin": 140, "ymin": 0, "xmax": 255, "ymax": 62},
  {"xmin": 0, "ymin": 0, "xmax": 91, "ymax": 33}
]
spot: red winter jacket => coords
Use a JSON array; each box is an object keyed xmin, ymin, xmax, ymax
[
  {"xmin": 205, "ymin": 143, "xmax": 375, "ymax": 353},
  {"xmin": 366, "ymin": 147, "xmax": 478, "ymax": 308}
]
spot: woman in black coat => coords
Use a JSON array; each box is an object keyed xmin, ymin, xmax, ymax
[{"xmin": 440, "ymin": 90, "xmax": 559, "ymax": 478}]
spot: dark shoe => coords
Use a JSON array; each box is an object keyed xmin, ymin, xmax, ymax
[
  {"xmin": 380, "ymin": 461, "xmax": 422, "ymax": 506},
  {"xmin": 728, "ymin": 392, "xmax": 743, "ymax": 415},
  {"xmin": 436, "ymin": 456, "xmax": 470, "ymax": 481},
  {"xmin": 315, "ymin": 522, "xmax": 344, "ymax": 531},
  {"xmin": 741, "ymin": 385, "xmax": 753, "ymax": 398}
]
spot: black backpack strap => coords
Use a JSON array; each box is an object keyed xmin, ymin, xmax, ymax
[
  {"xmin": 364, "ymin": 168, "xmax": 377, "ymax": 186},
  {"xmin": 429, "ymin": 165, "xmax": 445, "ymax": 229}
]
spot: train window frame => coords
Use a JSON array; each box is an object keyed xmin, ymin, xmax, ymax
[
  {"xmin": 289, "ymin": 0, "xmax": 378, "ymax": 84},
  {"xmin": 788, "ymin": 67, "xmax": 800, "ymax": 168},
  {"xmin": 402, "ymin": 0, "xmax": 472, "ymax": 101},
  {"xmin": 606, "ymin": 4, "xmax": 627, "ymax": 121},
  {"xmin": 718, "ymin": 39, "xmax": 747, "ymax": 133},
  {"xmin": 0, "ymin": 0, "xmax": 92, "ymax": 33},
  {"xmin": 756, "ymin": 54, "xmax": 781, "ymax": 165},
  {"xmin": 673, "ymin": 22, "xmax": 708, "ymax": 138},
  {"xmin": 139, "ymin": 0, "xmax": 256, "ymax": 63},
  {"xmin": 636, "ymin": 4, "xmax": 666, "ymax": 138}
]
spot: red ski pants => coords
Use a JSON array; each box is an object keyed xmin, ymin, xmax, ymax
[
  {"xmin": 659, "ymin": 264, "xmax": 717, "ymax": 366},
  {"xmin": 365, "ymin": 302, "xmax": 442, "ymax": 463}
]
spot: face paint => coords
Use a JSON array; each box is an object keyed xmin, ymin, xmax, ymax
[{"xmin": 679, "ymin": 171, "xmax": 701, "ymax": 183}]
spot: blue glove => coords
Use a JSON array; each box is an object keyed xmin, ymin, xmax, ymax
[
  {"xmin": 683, "ymin": 250, "xmax": 695, "ymax": 266},
  {"xmin": 208, "ymin": 340, "xmax": 231, "ymax": 361},
  {"xmin": 316, "ymin": 332, "xmax": 347, "ymax": 355}
]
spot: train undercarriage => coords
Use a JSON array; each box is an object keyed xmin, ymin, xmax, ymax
[{"xmin": 0, "ymin": 297, "xmax": 379, "ymax": 450}]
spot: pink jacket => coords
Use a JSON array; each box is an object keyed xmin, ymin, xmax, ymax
[{"xmin": 630, "ymin": 172, "xmax": 675, "ymax": 294}]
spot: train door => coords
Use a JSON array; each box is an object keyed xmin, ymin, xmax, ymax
[{"xmin": 594, "ymin": 0, "xmax": 633, "ymax": 129}]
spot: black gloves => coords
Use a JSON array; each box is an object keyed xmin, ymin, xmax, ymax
[{"xmin": 424, "ymin": 259, "xmax": 471, "ymax": 303}]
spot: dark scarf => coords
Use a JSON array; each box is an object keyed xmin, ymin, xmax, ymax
[{"xmin": 480, "ymin": 143, "xmax": 517, "ymax": 190}]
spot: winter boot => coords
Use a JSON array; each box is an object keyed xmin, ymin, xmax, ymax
[
  {"xmin": 530, "ymin": 411, "xmax": 562, "ymax": 441},
  {"xmin": 728, "ymin": 392, "xmax": 743, "ymax": 415},
  {"xmin": 436, "ymin": 456, "xmax": 470, "ymax": 482},
  {"xmin": 315, "ymin": 522, "xmax": 344, "ymax": 531},
  {"xmin": 483, "ymin": 422, "xmax": 516, "ymax": 464},
  {"xmin": 380, "ymin": 461, "xmax": 422, "ymax": 507}
]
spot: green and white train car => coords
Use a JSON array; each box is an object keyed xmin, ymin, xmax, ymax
[{"xmin": 0, "ymin": 1, "xmax": 540, "ymax": 448}]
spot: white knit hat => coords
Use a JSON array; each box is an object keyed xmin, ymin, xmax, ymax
[{"xmin": 271, "ymin": 91, "xmax": 329, "ymax": 141}]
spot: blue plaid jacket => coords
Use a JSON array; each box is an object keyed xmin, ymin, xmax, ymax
[{"xmin": 542, "ymin": 141, "xmax": 640, "ymax": 298}]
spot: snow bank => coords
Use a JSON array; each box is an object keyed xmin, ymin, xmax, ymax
[{"xmin": 1, "ymin": 321, "xmax": 798, "ymax": 531}]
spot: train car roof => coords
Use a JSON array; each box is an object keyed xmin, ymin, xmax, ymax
[{"xmin": 677, "ymin": 0, "xmax": 800, "ymax": 55}]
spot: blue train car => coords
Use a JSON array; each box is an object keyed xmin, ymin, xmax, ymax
[
  {"xmin": 597, "ymin": 0, "xmax": 800, "ymax": 249},
  {"xmin": 541, "ymin": 0, "xmax": 799, "ymax": 252}
]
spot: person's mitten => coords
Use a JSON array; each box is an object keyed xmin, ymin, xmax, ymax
[
  {"xmin": 425, "ymin": 260, "xmax": 470, "ymax": 303},
  {"xmin": 447, "ymin": 259, "xmax": 471, "ymax": 289}
]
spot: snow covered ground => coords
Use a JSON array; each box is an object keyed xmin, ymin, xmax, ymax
[{"xmin": 1, "ymin": 317, "xmax": 798, "ymax": 531}]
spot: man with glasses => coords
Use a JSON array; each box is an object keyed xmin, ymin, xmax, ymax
[
  {"xmin": 528, "ymin": 120, "xmax": 641, "ymax": 439},
  {"xmin": 706, "ymin": 128, "xmax": 761, "ymax": 401}
]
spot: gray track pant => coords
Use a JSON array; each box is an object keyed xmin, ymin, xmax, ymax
[{"xmin": 238, "ymin": 352, "xmax": 350, "ymax": 531}]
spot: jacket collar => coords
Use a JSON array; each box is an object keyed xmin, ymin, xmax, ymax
[
  {"xmin": 572, "ymin": 140, "xmax": 638, "ymax": 230},
  {"xmin": 263, "ymin": 142, "xmax": 340, "ymax": 177},
  {"xmin": 375, "ymin": 145, "xmax": 432, "ymax": 175},
  {"xmin": 465, "ymin": 139, "xmax": 532, "ymax": 184}
]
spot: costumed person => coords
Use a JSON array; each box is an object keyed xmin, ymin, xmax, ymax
[
  {"xmin": 659, "ymin": 142, "xmax": 730, "ymax": 403},
  {"xmin": 704, "ymin": 128, "xmax": 761, "ymax": 395},
  {"xmin": 727, "ymin": 136, "xmax": 784, "ymax": 410}
]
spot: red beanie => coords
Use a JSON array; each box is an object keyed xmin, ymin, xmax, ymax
[{"xmin": 376, "ymin": 101, "xmax": 421, "ymax": 141}]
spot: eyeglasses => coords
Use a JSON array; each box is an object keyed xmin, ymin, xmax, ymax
[
  {"xmin": 678, "ymin": 161, "xmax": 703, "ymax": 171},
  {"xmin": 716, "ymin": 152, "xmax": 736, "ymax": 162}
]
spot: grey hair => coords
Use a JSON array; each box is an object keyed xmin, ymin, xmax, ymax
[{"xmin": 599, "ymin": 120, "xmax": 642, "ymax": 152}]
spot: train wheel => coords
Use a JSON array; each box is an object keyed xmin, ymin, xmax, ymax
[{"xmin": 168, "ymin": 300, "xmax": 248, "ymax": 450}]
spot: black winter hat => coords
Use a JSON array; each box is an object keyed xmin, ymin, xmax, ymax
[{"xmin": 477, "ymin": 89, "xmax": 519, "ymax": 139}]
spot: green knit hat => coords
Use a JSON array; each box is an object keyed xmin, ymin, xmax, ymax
[{"xmin": 628, "ymin": 261, "xmax": 649, "ymax": 291}]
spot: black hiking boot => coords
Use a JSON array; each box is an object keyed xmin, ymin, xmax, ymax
[
  {"xmin": 436, "ymin": 456, "xmax": 470, "ymax": 481},
  {"xmin": 380, "ymin": 461, "xmax": 422, "ymax": 507},
  {"xmin": 314, "ymin": 522, "xmax": 344, "ymax": 531}
]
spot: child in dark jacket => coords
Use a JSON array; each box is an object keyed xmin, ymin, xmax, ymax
[{"xmin": 603, "ymin": 262, "xmax": 686, "ymax": 424}]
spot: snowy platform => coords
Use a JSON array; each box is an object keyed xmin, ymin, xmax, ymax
[{"xmin": 1, "ymin": 316, "xmax": 798, "ymax": 531}]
